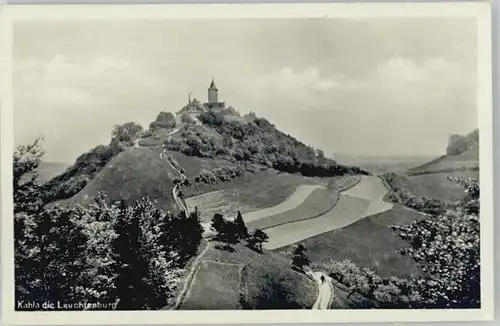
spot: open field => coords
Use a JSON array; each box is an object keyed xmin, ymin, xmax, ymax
[
  {"xmin": 276, "ymin": 204, "xmax": 427, "ymax": 279},
  {"xmin": 406, "ymin": 170, "xmax": 479, "ymax": 202},
  {"xmin": 262, "ymin": 176, "xmax": 390, "ymax": 250},
  {"xmin": 179, "ymin": 260, "xmax": 244, "ymax": 310},
  {"xmin": 185, "ymin": 170, "xmax": 327, "ymax": 222},
  {"xmin": 263, "ymin": 195, "xmax": 370, "ymax": 250},
  {"xmin": 247, "ymin": 186, "xmax": 336, "ymax": 230},
  {"xmin": 178, "ymin": 242, "xmax": 316, "ymax": 309}
]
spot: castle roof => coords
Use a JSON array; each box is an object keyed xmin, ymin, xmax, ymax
[{"xmin": 209, "ymin": 79, "xmax": 218, "ymax": 91}]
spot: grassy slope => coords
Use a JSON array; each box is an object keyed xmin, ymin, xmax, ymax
[
  {"xmin": 246, "ymin": 187, "xmax": 335, "ymax": 231},
  {"xmin": 246, "ymin": 175, "xmax": 361, "ymax": 231},
  {"xmin": 185, "ymin": 170, "xmax": 326, "ymax": 222},
  {"xmin": 295, "ymin": 145, "xmax": 477, "ymax": 280},
  {"xmin": 64, "ymin": 147, "xmax": 178, "ymax": 212},
  {"xmin": 179, "ymin": 242, "xmax": 317, "ymax": 310},
  {"xmin": 179, "ymin": 260, "xmax": 244, "ymax": 310},
  {"xmin": 404, "ymin": 143, "xmax": 479, "ymax": 201},
  {"xmin": 276, "ymin": 204, "xmax": 427, "ymax": 279},
  {"xmin": 409, "ymin": 143, "xmax": 479, "ymax": 174},
  {"xmin": 406, "ymin": 170, "xmax": 479, "ymax": 202}
]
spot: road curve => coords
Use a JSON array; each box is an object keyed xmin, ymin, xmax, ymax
[{"xmin": 262, "ymin": 175, "xmax": 393, "ymax": 250}]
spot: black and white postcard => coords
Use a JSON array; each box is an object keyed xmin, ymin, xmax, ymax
[{"xmin": 0, "ymin": 2, "xmax": 493, "ymax": 324}]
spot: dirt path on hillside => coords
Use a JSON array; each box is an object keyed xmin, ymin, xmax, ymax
[
  {"xmin": 262, "ymin": 176, "xmax": 393, "ymax": 250},
  {"xmin": 309, "ymin": 271, "xmax": 333, "ymax": 309}
]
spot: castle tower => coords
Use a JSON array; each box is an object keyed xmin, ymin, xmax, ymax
[{"xmin": 208, "ymin": 78, "xmax": 218, "ymax": 104}]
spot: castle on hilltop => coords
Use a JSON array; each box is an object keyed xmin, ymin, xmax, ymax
[{"xmin": 176, "ymin": 79, "xmax": 226, "ymax": 124}]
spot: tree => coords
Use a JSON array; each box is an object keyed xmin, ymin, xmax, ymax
[
  {"xmin": 149, "ymin": 111, "xmax": 176, "ymax": 131},
  {"xmin": 316, "ymin": 149, "xmax": 325, "ymax": 161},
  {"xmin": 211, "ymin": 213, "xmax": 238, "ymax": 250},
  {"xmin": 13, "ymin": 139, "xmax": 44, "ymax": 302},
  {"xmin": 13, "ymin": 139, "xmax": 94, "ymax": 305},
  {"xmin": 251, "ymin": 229, "xmax": 269, "ymax": 253},
  {"xmin": 13, "ymin": 138, "xmax": 43, "ymax": 216},
  {"xmin": 111, "ymin": 122, "xmax": 143, "ymax": 144},
  {"xmin": 391, "ymin": 177, "xmax": 480, "ymax": 308},
  {"xmin": 170, "ymin": 209, "xmax": 204, "ymax": 262},
  {"xmin": 234, "ymin": 211, "xmax": 248, "ymax": 240},
  {"xmin": 292, "ymin": 243, "xmax": 310, "ymax": 270},
  {"xmin": 181, "ymin": 113, "xmax": 195, "ymax": 125},
  {"xmin": 111, "ymin": 198, "xmax": 182, "ymax": 309}
]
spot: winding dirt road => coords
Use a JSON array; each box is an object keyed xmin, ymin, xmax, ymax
[
  {"xmin": 262, "ymin": 175, "xmax": 393, "ymax": 250},
  {"xmin": 159, "ymin": 127, "xmax": 189, "ymax": 216},
  {"xmin": 310, "ymin": 271, "xmax": 333, "ymax": 309}
]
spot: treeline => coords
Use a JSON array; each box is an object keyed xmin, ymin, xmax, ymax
[
  {"xmin": 382, "ymin": 172, "xmax": 446, "ymax": 215},
  {"xmin": 14, "ymin": 140, "xmax": 203, "ymax": 310},
  {"xmin": 210, "ymin": 211, "xmax": 269, "ymax": 253},
  {"xmin": 446, "ymin": 129, "xmax": 479, "ymax": 155},
  {"xmin": 165, "ymin": 110, "xmax": 368, "ymax": 178},
  {"xmin": 319, "ymin": 176, "xmax": 480, "ymax": 308},
  {"xmin": 192, "ymin": 165, "xmax": 246, "ymax": 185}
]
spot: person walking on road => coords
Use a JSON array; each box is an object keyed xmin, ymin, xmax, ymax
[{"xmin": 321, "ymin": 275, "xmax": 325, "ymax": 283}]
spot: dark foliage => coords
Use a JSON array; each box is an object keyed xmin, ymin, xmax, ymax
[
  {"xmin": 291, "ymin": 243, "xmax": 310, "ymax": 270},
  {"xmin": 446, "ymin": 129, "xmax": 478, "ymax": 156},
  {"xmin": 15, "ymin": 140, "xmax": 204, "ymax": 310},
  {"xmin": 164, "ymin": 110, "xmax": 368, "ymax": 178},
  {"xmin": 234, "ymin": 211, "xmax": 249, "ymax": 240},
  {"xmin": 149, "ymin": 111, "xmax": 176, "ymax": 131}
]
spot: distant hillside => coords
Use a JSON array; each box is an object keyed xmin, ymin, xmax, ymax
[
  {"xmin": 60, "ymin": 147, "xmax": 177, "ymax": 212},
  {"xmin": 36, "ymin": 162, "xmax": 69, "ymax": 183},
  {"xmin": 409, "ymin": 140, "xmax": 478, "ymax": 175},
  {"xmin": 332, "ymin": 153, "xmax": 435, "ymax": 174}
]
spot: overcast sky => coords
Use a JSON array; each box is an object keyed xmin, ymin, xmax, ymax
[{"xmin": 13, "ymin": 18, "xmax": 478, "ymax": 163}]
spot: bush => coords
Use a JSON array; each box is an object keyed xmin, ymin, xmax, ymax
[
  {"xmin": 178, "ymin": 111, "xmax": 369, "ymax": 178},
  {"xmin": 382, "ymin": 172, "xmax": 446, "ymax": 215},
  {"xmin": 391, "ymin": 177, "xmax": 480, "ymax": 308},
  {"xmin": 446, "ymin": 129, "xmax": 478, "ymax": 156},
  {"xmin": 181, "ymin": 113, "xmax": 195, "ymax": 125},
  {"xmin": 149, "ymin": 111, "xmax": 176, "ymax": 131},
  {"xmin": 291, "ymin": 243, "xmax": 310, "ymax": 271},
  {"xmin": 192, "ymin": 165, "xmax": 245, "ymax": 185}
]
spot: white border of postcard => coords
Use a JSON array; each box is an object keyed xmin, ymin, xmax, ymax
[{"xmin": 0, "ymin": 2, "xmax": 493, "ymax": 325}]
